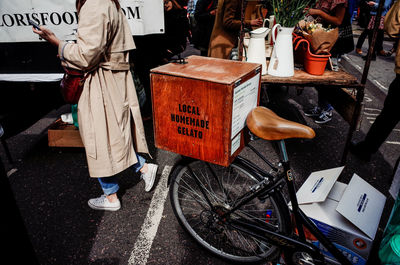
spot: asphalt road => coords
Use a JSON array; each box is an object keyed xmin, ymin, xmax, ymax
[{"xmin": 1, "ymin": 30, "xmax": 399, "ymax": 265}]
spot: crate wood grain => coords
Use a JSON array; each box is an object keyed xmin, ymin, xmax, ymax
[
  {"xmin": 48, "ymin": 119, "xmax": 84, "ymax": 147},
  {"xmin": 151, "ymin": 55, "xmax": 261, "ymax": 166}
]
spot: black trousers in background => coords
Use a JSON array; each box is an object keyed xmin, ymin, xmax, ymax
[
  {"xmin": 356, "ymin": 28, "xmax": 368, "ymax": 49},
  {"xmin": 368, "ymin": 29, "xmax": 385, "ymax": 53},
  {"xmin": 355, "ymin": 28, "xmax": 385, "ymax": 54},
  {"xmin": 362, "ymin": 74, "xmax": 400, "ymax": 153}
]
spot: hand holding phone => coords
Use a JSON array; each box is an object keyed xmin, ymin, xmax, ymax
[
  {"xmin": 28, "ymin": 19, "xmax": 41, "ymax": 30},
  {"xmin": 29, "ymin": 20, "xmax": 60, "ymax": 46}
]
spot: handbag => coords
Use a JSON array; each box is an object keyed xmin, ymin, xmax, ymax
[{"xmin": 60, "ymin": 67, "xmax": 88, "ymax": 104}]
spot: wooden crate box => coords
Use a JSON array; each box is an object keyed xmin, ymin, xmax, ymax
[
  {"xmin": 151, "ymin": 55, "xmax": 261, "ymax": 166},
  {"xmin": 48, "ymin": 119, "xmax": 84, "ymax": 147}
]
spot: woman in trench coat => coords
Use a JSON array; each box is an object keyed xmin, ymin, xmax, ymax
[{"xmin": 32, "ymin": 0, "xmax": 158, "ymax": 211}]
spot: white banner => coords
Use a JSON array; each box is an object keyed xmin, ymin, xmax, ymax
[{"xmin": 0, "ymin": 0, "xmax": 164, "ymax": 43}]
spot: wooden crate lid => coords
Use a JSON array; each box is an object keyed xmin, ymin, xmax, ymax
[{"xmin": 150, "ymin": 55, "xmax": 260, "ymax": 85}]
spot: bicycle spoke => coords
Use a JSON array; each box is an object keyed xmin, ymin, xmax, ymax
[
  {"xmin": 223, "ymin": 168, "xmax": 244, "ymax": 206},
  {"xmin": 199, "ymin": 167, "xmax": 225, "ymax": 203},
  {"xmin": 187, "ymin": 219, "xmax": 203, "ymax": 230},
  {"xmin": 224, "ymin": 228, "xmax": 260, "ymax": 257},
  {"xmin": 184, "ymin": 169, "xmax": 225, "ymax": 207},
  {"xmin": 206, "ymin": 163, "xmax": 230, "ymax": 202},
  {"xmin": 170, "ymin": 161, "xmax": 287, "ymax": 263},
  {"xmin": 177, "ymin": 181, "xmax": 210, "ymax": 210}
]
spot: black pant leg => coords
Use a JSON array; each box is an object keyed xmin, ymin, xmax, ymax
[
  {"xmin": 375, "ymin": 30, "xmax": 385, "ymax": 53},
  {"xmin": 356, "ymin": 28, "xmax": 369, "ymax": 49},
  {"xmin": 367, "ymin": 29, "xmax": 384, "ymax": 54},
  {"xmin": 363, "ymin": 75, "xmax": 400, "ymax": 153}
]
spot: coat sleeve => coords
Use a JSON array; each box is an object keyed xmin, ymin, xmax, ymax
[
  {"xmin": 384, "ymin": 0, "xmax": 400, "ymax": 39},
  {"xmin": 58, "ymin": 0, "xmax": 111, "ymax": 70}
]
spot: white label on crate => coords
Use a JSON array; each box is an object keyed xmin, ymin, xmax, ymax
[
  {"xmin": 231, "ymin": 132, "xmax": 241, "ymax": 155},
  {"xmin": 231, "ymin": 74, "xmax": 260, "ymax": 138}
]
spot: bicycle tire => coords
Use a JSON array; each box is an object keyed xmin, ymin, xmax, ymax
[{"xmin": 169, "ymin": 160, "xmax": 290, "ymax": 263}]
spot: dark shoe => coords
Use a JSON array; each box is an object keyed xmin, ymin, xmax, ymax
[
  {"xmin": 355, "ymin": 48, "xmax": 363, "ymax": 55},
  {"xmin": 362, "ymin": 54, "xmax": 376, "ymax": 61},
  {"xmin": 388, "ymin": 47, "xmax": 396, "ymax": 56},
  {"xmin": 314, "ymin": 109, "xmax": 332, "ymax": 124},
  {"xmin": 377, "ymin": 50, "xmax": 391, "ymax": 57},
  {"xmin": 349, "ymin": 141, "xmax": 371, "ymax": 162},
  {"xmin": 304, "ymin": 106, "xmax": 322, "ymax": 118}
]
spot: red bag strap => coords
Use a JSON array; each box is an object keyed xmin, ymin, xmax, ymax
[{"xmin": 206, "ymin": 0, "xmax": 214, "ymax": 11}]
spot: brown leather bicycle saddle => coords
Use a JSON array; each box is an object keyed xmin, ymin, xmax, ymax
[{"xmin": 246, "ymin": 106, "xmax": 315, "ymax": 140}]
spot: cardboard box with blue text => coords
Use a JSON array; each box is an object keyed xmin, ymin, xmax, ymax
[{"xmin": 296, "ymin": 167, "xmax": 386, "ymax": 265}]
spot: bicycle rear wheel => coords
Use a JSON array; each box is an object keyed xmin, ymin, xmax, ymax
[{"xmin": 170, "ymin": 160, "xmax": 290, "ymax": 263}]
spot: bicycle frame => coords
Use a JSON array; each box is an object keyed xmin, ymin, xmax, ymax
[{"xmin": 182, "ymin": 139, "xmax": 353, "ymax": 265}]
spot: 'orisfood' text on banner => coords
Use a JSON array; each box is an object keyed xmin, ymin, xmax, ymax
[{"xmin": 0, "ymin": 0, "xmax": 164, "ymax": 43}]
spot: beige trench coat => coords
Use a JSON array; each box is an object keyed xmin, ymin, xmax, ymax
[
  {"xmin": 58, "ymin": 0, "xmax": 149, "ymax": 178},
  {"xmin": 384, "ymin": 0, "xmax": 400, "ymax": 74}
]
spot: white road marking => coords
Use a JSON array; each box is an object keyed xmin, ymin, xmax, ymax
[
  {"xmin": 374, "ymin": 80, "xmax": 388, "ymax": 91},
  {"xmin": 364, "ymin": 96, "xmax": 373, "ymax": 102},
  {"xmin": 364, "ymin": 107, "xmax": 381, "ymax": 112},
  {"xmin": 128, "ymin": 165, "xmax": 172, "ymax": 265},
  {"xmin": 363, "ymin": 112, "xmax": 379, "ymax": 116},
  {"xmin": 386, "ymin": 141, "xmax": 400, "ymax": 145},
  {"xmin": 354, "ymin": 64, "xmax": 362, "ymax": 71},
  {"xmin": 6, "ymin": 168, "xmax": 18, "ymax": 177}
]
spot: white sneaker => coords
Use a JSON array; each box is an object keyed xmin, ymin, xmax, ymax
[
  {"xmin": 61, "ymin": 113, "xmax": 74, "ymax": 124},
  {"xmin": 141, "ymin": 163, "xmax": 158, "ymax": 192},
  {"xmin": 88, "ymin": 195, "xmax": 121, "ymax": 211}
]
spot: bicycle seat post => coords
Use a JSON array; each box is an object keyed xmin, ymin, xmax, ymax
[
  {"xmin": 277, "ymin": 139, "xmax": 306, "ymax": 240},
  {"xmin": 278, "ymin": 140, "xmax": 289, "ymax": 163}
]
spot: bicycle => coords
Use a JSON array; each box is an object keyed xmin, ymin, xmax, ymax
[{"xmin": 168, "ymin": 106, "xmax": 353, "ymax": 265}]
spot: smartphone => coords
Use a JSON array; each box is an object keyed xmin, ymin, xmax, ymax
[{"xmin": 28, "ymin": 19, "xmax": 41, "ymax": 30}]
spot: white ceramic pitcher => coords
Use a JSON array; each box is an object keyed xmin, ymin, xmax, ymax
[
  {"xmin": 246, "ymin": 27, "xmax": 270, "ymax": 75},
  {"xmin": 263, "ymin": 15, "xmax": 275, "ymax": 45},
  {"xmin": 267, "ymin": 24, "xmax": 295, "ymax": 77}
]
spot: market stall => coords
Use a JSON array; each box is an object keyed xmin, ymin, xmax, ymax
[
  {"xmin": 260, "ymin": 65, "xmax": 363, "ymax": 164},
  {"xmin": 238, "ymin": 0, "xmax": 386, "ymax": 164}
]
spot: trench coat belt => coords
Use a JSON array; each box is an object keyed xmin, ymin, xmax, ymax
[{"xmin": 98, "ymin": 61, "xmax": 130, "ymax": 71}]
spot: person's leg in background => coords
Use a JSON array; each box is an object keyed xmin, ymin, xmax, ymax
[
  {"xmin": 304, "ymin": 86, "xmax": 334, "ymax": 124},
  {"xmin": 350, "ymin": 74, "xmax": 400, "ymax": 161},
  {"xmin": 365, "ymin": 28, "xmax": 387, "ymax": 59},
  {"xmin": 375, "ymin": 29, "xmax": 391, "ymax": 56},
  {"xmin": 364, "ymin": 28, "xmax": 378, "ymax": 60},
  {"xmin": 356, "ymin": 28, "xmax": 369, "ymax": 55},
  {"xmin": 389, "ymin": 40, "xmax": 398, "ymax": 55}
]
